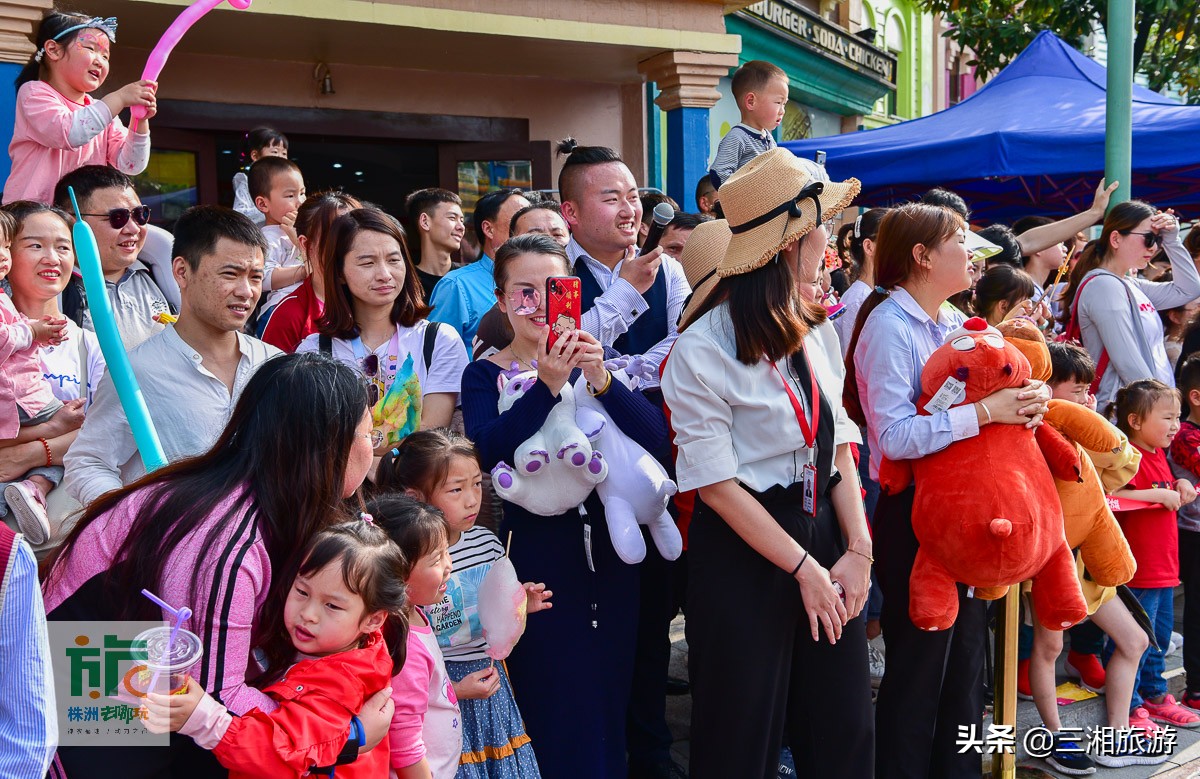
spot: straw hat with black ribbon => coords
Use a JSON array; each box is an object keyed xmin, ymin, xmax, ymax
[
  {"xmin": 678, "ymin": 219, "xmax": 733, "ymax": 324},
  {"xmin": 717, "ymin": 148, "xmax": 861, "ymax": 278}
]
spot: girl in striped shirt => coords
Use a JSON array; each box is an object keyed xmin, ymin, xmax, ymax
[{"xmin": 377, "ymin": 430, "xmax": 551, "ymax": 778}]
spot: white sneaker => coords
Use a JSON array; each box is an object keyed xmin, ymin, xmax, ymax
[
  {"xmin": 868, "ymin": 643, "xmax": 885, "ymax": 687},
  {"xmin": 1167, "ymin": 631, "xmax": 1183, "ymax": 658},
  {"xmin": 4, "ymin": 480, "xmax": 50, "ymax": 545}
]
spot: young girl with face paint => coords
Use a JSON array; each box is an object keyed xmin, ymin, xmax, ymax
[{"xmin": 6, "ymin": 11, "xmax": 157, "ymax": 204}]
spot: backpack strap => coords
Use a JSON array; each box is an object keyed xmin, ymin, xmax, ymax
[
  {"xmin": 1068, "ymin": 270, "xmax": 1142, "ymax": 395},
  {"xmin": 319, "ymin": 333, "xmax": 332, "ymax": 355},
  {"xmin": 423, "ymin": 321, "xmax": 441, "ymax": 373}
]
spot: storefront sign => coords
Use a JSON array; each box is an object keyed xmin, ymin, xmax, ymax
[{"xmin": 740, "ymin": 0, "xmax": 898, "ymax": 86}]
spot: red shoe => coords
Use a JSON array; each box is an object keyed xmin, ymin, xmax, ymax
[
  {"xmin": 1129, "ymin": 706, "xmax": 1163, "ymax": 735},
  {"xmin": 1017, "ymin": 657, "xmax": 1033, "ymax": 700},
  {"xmin": 1142, "ymin": 695, "xmax": 1200, "ymax": 728},
  {"xmin": 1065, "ymin": 650, "xmax": 1106, "ymax": 693}
]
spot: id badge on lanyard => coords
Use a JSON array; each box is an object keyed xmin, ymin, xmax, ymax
[
  {"xmin": 772, "ymin": 345, "xmax": 820, "ymax": 516},
  {"xmin": 801, "ymin": 451, "xmax": 818, "ymax": 516}
]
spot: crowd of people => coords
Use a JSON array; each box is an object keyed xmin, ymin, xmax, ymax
[{"xmin": 4, "ymin": 11, "xmax": 1200, "ymax": 779}]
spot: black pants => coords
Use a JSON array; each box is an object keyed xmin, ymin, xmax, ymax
[
  {"xmin": 1068, "ymin": 619, "xmax": 1106, "ymax": 656},
  {"xmin": 626, "ymin": 528, "xmax": 678, "ymax": 771},
  {"xmin": 1181, "ymin": 529, "xmax": 1200, "ymax": 695},
  {"xmin": 687, "ymin": 484, "xmax": 873, "ymax": 779},
  {"xmin": 873, "ymin": 487, "xmax": 988, "ymax": 779}
]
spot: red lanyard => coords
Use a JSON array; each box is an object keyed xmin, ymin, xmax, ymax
[{"xmin": 771, "ymin": 343, "xmax": 819, "ymax": 450}]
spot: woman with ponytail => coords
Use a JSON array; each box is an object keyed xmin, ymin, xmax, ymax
[
  {"xmin": 6, "ymin": 11, "xmax": 156, "ymax": 204},
  {"xmin": 1060, "ymin": 201, "xmax": 1199, "ymax": 409},
  {"xmin": 832, "ymin": 207, "xmax": 888, "ymax": 356},
  {"xmin": 844, "ymin": 203, "xmax": 1051, "ymax": 779}
]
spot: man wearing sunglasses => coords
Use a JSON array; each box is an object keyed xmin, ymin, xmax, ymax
[{"xmin": 53, "ymin": 166, "xmax": 176, "ymax": 349}]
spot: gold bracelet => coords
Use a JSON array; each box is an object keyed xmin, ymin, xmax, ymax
[
  {"xmin": 587, "ymin": 370, "xmax": 613, "ymax": 397},
  {"xmin": 849, "ymin": 547, "xmax": 874, "ymax": 564}
]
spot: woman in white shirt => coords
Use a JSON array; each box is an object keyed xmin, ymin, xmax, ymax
[
  {"xmin": 844, "ymin": 203, "xmax": 1049, "ymax": 779},
  {"xmin": 1059, "ymin": 201, "xmax": 1198, "ymax": 409},
  {"xmin": 297, "ymin": 207, "xmax": 466, "ymax": 452},
  {"xmin": 662, "ymin": 149, "xmax": 872, "ymax": 779},
  {"xmin": 0, "ymin": 201, "xmax": 106, "ymax": 545}
]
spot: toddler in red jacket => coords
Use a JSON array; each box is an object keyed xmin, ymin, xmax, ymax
[{"xmin": 146, "ymin": 520, "xmax": 407, "ymax": 778}]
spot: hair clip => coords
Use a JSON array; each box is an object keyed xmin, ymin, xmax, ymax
[
  {"xmin": 854, "ymin": 214, "xmax": 863, "ymax": 239},
  {"xmin": 874, "ymin": 285, "xmax": 890, "ymax": 296},
  {"xmin": 390, "ymin": 448, "xmax": 400, "ymax": 457},
  {"xmin": 360, "ymin": 512, "xmax": 374, "ymax": 525},
  {"xmin": 33, "ymin": 47, "xmax": 45, "ymax": 63}
]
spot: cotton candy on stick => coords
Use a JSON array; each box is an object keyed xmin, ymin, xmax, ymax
[
  {"xmin": 128, "ymin": 0, "xmax": 254, "ymax": 132},
  {"xmin": 68, "ymin": 188, "xmax": 167, "ymax": 471},
  {"xmin": 478, "ymin": 556, "xmax": 528, "ymax": 661}
]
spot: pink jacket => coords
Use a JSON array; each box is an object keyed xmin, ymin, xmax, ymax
[
  {"xmin": 43, "ymin": 485, "xmax": 277, "ymax": 717},
  {"xmin": 5, "ymin": 80, "xmax": 149, "ymax": 205},
  {"xmin": 0, "ymin": 291, "xmax": 56, "ymax": 439}
]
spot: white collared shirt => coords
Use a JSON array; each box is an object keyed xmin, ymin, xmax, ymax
[
  {"xmin": 567, "ymin": 237, "xmax": 691, "ymax": 389},
  {"xmin": 64, "ymin": 326, "xmax": 281, "ymax": 506},
  {"xmin": 662, "ymin": 303, "xmax": 860, "ymax": 493},
  {"xmin": 79, "ymin": 260, "xmax": 172, "ymax": 350}
]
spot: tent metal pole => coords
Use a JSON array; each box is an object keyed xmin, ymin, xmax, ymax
[{"xmin": 1105, "ymin": 0, "xmax": 1135, "ymax": 210}]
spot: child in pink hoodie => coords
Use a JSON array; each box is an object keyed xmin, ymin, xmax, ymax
[{"xmin": 5, "ymin": 12, "xmax": 156, "ymax": 205}]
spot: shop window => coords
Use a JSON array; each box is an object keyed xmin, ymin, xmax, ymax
[
  {"xmin": 132, "ymin": 149, "xmax": 198, "ymax": 227},
  {"xmin": 885, "ymin": 12, "xmax": 909, "ymax": 118},
  {"xmin": 456, "ymin": 160, "xmax": 532, "ymax": 220},
  {"xmin": 781, "ymin": 103, "xmax": 841, "ymax": 141}
]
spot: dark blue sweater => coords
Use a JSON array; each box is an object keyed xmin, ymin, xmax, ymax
[{"xmin": 462, "ymin": 361, "xmax": 667, "ymax": 474}]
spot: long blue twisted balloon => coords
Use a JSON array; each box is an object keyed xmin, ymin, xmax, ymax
[{"xmin": 68, "ymin": 186, "xmax": 167, "ymax": 471}]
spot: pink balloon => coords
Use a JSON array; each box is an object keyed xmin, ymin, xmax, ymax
[{"xmin": 129, "ymin": 0, "xmax": 253, "ymax": 128}]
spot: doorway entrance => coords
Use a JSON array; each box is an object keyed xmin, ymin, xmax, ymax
[{"xmin": 135, "ymin": 100, "xmax": 552, "ymax": 229}]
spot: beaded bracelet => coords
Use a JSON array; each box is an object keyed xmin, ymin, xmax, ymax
[{"xmin": 37, "ymin": 437, "xmax": 52, "ymax": 468}]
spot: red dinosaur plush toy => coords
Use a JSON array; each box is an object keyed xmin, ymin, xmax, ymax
[{"xmin": 878, "ymin": 318, "xmax": 1088, "ymax": 632}]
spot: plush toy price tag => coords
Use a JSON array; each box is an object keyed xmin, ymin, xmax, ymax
[{"xmin": 924, "ymin": 376, "xmax": 966, "ymax": 414}]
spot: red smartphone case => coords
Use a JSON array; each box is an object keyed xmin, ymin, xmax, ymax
[{"xmin": 545, "ymin": 276, "xmax": 582, "ymax": 350}]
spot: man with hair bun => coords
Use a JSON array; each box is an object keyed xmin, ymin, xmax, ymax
[{"xmin": 557, "ymin": 136, "xmax": 691, "ymax": 779}]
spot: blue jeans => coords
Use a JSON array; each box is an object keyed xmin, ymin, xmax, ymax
[{"xmin": 1104, "ymin": 586, "xmax": 1173, "ymax": 709}]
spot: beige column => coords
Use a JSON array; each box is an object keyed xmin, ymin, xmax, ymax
[
  {"xmin": 637, "ymin": 49, "xmax": 739, "ymax": 209},
  {"xmin": 0, "ymin": 0, "xmax": 51, "ymax": 66},
  {"xmin": 637, "ymin": 49, "xmax": 739, "ymax": 112}
]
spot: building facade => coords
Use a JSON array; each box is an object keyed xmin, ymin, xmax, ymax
[
  {"xmin": 646, "ymin": 0, "xmax": 978, "ymax": 200},
  {"xmin": 0, "ymin": 0, "xmax": 743, "ymax": 219}
]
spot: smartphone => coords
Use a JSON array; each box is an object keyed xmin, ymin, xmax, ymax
[{"xmin": 545, "ymin": 276, "xmax": 582, "ymax": 351}]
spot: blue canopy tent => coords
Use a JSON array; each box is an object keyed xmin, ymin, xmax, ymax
[{"xmin": 782, "ymin": 31, "xmax": 1200, "ymax": 222}]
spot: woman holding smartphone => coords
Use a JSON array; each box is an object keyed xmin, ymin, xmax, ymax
[{"xmin": 461, "ymin": 233, "xmax": 668, "ymax": 779}]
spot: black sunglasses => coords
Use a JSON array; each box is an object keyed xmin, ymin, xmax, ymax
[
  {"xmin": 1122, "ymin": 230, "xmax": 1163, "ymax": 250},
  {"xmin": 362, "ymin": 354, "xmax": 380, "ymax": 406},
  {"xmin": 80, "ymin": 205, "xmax": 151, "ymax": 230}
]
